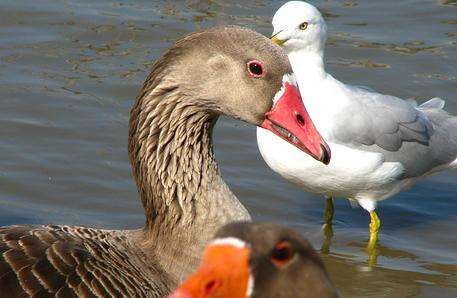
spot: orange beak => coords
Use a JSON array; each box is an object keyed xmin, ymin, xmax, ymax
[{"xmin": 168, "ymin": 242, "xmax": 251, "ymax": 298}]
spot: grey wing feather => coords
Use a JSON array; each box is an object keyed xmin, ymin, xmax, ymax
[
  {"xmin": 333, "ymin": 86, "xmax": 457, "ymax": 177},
  {"xmin": 334, "ymin": 85, "xmax": 433, "ymax": 151}
]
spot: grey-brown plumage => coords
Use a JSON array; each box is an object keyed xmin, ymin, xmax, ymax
[
  {"xmin": 216, "ymin": 222, "xmax": 339, "ymax": 298},
  {"xmin": 0, "ymin": 26, "xmax": 293, "ymax": 297},
  {"xmin": 0, "ymin": 226, "xmax": 170, "ymax": 297},
  {"xmin": 169, "ymin": 222, "xmax": 339, "ymax": 298}
]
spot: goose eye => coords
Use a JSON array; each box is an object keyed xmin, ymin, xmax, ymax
[
  {"xmin": 270, "ymin": 241, "xmax": 294, "ymax": 267},
  {"xmin": 299, "ymin": 22, "xmax": 308, "ymax": 30},
  {"xmin": 247, "ymin": 60, "xmax": 265, "ymax": 78}
]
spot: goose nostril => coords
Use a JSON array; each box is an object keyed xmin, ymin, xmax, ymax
[
  {"xmin": 296, "ymin": 113, "xmax": 305, "ymax": 126},
  {"xmin": 204, "ymin": 280, "xmax": 218, "ymax": 294}
]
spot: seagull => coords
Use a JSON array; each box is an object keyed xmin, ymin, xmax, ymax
[{"xmin": 257, "ymin": 1, "xmax": 457, "ymax": 253}]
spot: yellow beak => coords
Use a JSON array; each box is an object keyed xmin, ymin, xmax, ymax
[{"xmin": 271, "ymin": 36, "xmax": 286, "ymax": 46}]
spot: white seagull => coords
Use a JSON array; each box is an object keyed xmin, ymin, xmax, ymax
[{"xmin": 257, "ymin": 1, "xmax": 457, "ymax": 251}]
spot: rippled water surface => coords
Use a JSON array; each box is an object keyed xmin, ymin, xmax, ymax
[{"xmin": 1, "ymin": 0, "xmax": 456, "ymax": 297}]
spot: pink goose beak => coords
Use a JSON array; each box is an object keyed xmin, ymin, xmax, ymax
[{"xmin": 260, "ymin": 82, "xmax": 331, "ymax": 164}]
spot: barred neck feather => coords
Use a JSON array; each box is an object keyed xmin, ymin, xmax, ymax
[
  {"xmin": 129, "ymin": 58, "xmax": 250, "ymax": 281},
  {"xmin": 129, "ymin": 81, "xmax": 219, "ymax": 228}
]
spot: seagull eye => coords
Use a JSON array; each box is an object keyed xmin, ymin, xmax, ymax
[
  {"xmin": 247, "ymin": 60, "xmax": 265, "ymax": 78},
  {"xmin": 270, "ymin": 241, "xmax": 294, "ymax": 268},
  {"xmin": 299, "ymin": 22, "xmax": 308, "ymax": 30}
]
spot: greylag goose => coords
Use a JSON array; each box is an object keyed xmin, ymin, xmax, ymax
[
  {"xmin": 257, "ymin": 1, "xmax": 457, "ymax": 255},
  {"xmin": 0, "ymin": 26, "xmax": 330, "ymax": 297},
  {"xmin": 169, "ymin": 222, "xmax": 338, "ymax": 298}
]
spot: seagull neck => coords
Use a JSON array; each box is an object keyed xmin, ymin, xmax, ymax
[
  {"xmin": 288, "ymin": 50, "xmax": 327, "ymax": 83},
  {"xmin": 129, "ymin": 79, "xmax": 250, "ymax": 283}
]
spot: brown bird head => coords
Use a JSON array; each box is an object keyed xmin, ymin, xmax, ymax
[
  {"xmin": 150, "ymin": 26, "xmax": 330, "ymax": 163},
  {"xmin": 169, "ymin": 222, "xmax": 339, "ymax": 298}
]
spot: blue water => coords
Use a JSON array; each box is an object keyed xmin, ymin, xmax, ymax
[{"xmin": 0, "ymin": 1, "xmax": 456, "ymax": 296}]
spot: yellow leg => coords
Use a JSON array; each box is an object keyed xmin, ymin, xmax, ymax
[
  {"xmin": 367, "ymin": 210, "xmax": 381, "ymax": 266},
  {"xmin": 321, "ymin": 197, "xmax": 334, "ymax": 254},
  {"xmin": 368, "ymin": 211, "xmax": 380, "ymax": 249}
]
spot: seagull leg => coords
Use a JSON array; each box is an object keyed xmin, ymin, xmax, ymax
[
  {"xmin": 368, "ymin": 210, "xmax": 380, "ymax": 249},
  {"xmin": 367, "ymin": 210, "xmax": 380, "ymax": 266},
  {"xmin": 321, "ymin": 196, "xmax": 334, "ymax": 253},
  {"xmin": 323, "ymin": 196, "xmax": 334, "ymax": 229}
]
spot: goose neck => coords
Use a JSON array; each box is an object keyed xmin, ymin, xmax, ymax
[{"xmin": 128, "ymin": 83, "xmax": 250, "ymax": 282}]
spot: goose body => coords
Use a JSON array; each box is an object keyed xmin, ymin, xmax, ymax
[
  {"xmin": 0, "ymin": 225, "xmax": 170, "ymax": 297},
  {"xmin": 0, "ymin": 26, "xmax": 328, "ymax": 296}
]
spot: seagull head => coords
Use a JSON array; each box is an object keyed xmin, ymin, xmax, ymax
[{"xmin": 271, "ymin": 1, "xmax": 327, "ymax": 55}]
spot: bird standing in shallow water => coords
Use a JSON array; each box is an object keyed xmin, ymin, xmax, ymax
[
  {"xmin": 169, "ymin": 222, "xmax": 339, "ymax": 298},
  {"xmin": 0, "ymin": 26, "xmax": 330, "ymax": 297},
  {"xmin": 257, "ymin": 1, "xmax": 457, "ymax": 262}
]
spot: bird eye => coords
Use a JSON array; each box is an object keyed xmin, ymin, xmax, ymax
[
  {"xmin": 270, "ymin": 241, "xmax": 294, "ymax": 267},
  {"xmin": 299, "ymin": 22, "xmax": 308, "ymax": 30},
  {"xmin": 247, "ymin": 60, "xmax": 265, "ymax": 78}
]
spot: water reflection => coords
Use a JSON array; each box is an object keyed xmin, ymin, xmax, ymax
[{"xmin": 0, "ymin": 0, "xmax": 456, "ymax": 297}]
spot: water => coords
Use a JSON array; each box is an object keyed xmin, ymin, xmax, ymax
[{"xmin": 0, "ymin": 0, "xmax": 456, "ymax": 296}]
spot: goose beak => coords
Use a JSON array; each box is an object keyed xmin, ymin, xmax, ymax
[
  {"xmin": 261, "ymin": 82, "xmax": 331, "ymax": 165},
  {"xmin": 168, "ymin": 243, "xmax": 251, "ymax": 298}
]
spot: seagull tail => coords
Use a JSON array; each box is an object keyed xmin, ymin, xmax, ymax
[
  {"xmin": 445, "ymin": 103, "xmax": 457, "ymax": 170},
  {"xmin": 444, "ymin": 110, "xmax": 457, "ymax": 170},
  {"xmin": 419, "ymin": 97, "xmax": 445, "ymax": 110},
  {"xmin": 451, "ymin": 158, "xmax": 457, "ymax": 169},
  {"xmin": 419, "ymin": 97, "xmax": 457, "ymax": 170},
  {"xmin": 445, "ymin": 114, "xmax": 457, "ymax": 170}
]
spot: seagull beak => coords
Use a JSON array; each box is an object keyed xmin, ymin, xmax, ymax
[
  {"xmin": 271, "ymin": 31, "xmax": 287, "ymax": 46},
  {"xmin": 271, "ymin": 35, "xmax": 287, "ymax": 46},
  {"xmin": 168, "ymin": 244, "xmax": 251, "ymax": 298},
  {"xmin": 261, "ymin": 81, "xmax": 331, "ymax": 165}
]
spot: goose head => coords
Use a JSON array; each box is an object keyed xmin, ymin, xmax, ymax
[
  {"xmin": 146, "ymin": 26, "xmax": 330, "ymax": 163},
  {"xmin": 169, "ymin": 222, "xmax": 339, "ymax": 298},
  {"xmin": 271, "ymin": 1, "xmax": 327, "ymax": 55}
]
